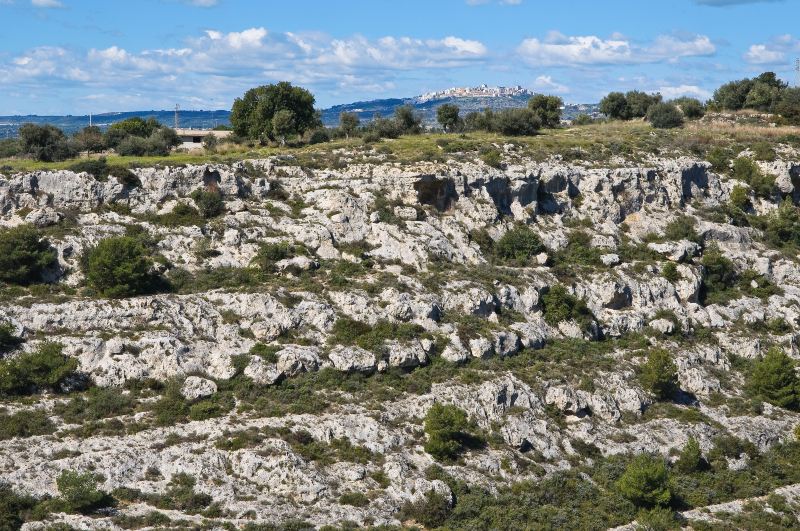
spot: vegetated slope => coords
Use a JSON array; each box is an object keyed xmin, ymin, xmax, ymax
[{"xmin": 2, "ymin": 125, "xmax": 800, "ymax": 529}]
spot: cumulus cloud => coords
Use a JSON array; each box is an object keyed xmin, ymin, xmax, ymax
[
  {"xmin": 531, "ymin": 75, "xmax": 569, "ymax": 93},
  {"xmin": 517, "ymin": 32, "xmax": 715, "ymax": 66},
  {"xmin": 0, "ymin": 27, "xmax": 490, "ymax": 111},
  {"xmin": 743, "ymin": 34, "xmax": 797, "ymax": 65},
  {"xmin": 657, "ymin": 84, "xmax": 712, "ymax": 99}
]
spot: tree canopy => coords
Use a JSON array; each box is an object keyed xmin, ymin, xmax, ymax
[{"xmin": 230, "ymin": 82, "xmax": 319, "ymax": 141}]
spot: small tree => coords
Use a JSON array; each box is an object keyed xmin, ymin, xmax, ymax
[
  {"xmin": 437, "ymin": 104, "xmax": 461, "ymax": 133},
  {"xmin": 190, "ymin": 187, "xmax": 224, "ymax": 218},
  {"xmin": 672, "ymin": 97, "xmax": 705, "ymax": 119},
  {"xmin": 639, "ymin": 349, "xmax": 679, "ymax": 399},
  {"xmin": 230, "ymin": 82, "xmax": 318, "ymax": 140},
  {"xmin": 625, "ymin": 91, "xmax": 662, "ymax": 118},
  {"xmin": 202, "ymin": 133, "xmax": 219, "ymax": 152},
  {"xmin": 494, "ymin": 108, "xmax": 540, "ymax": 136},
  {"xmin": 74, "ymin": 125, "xmax": 105, "ymax": 156},
  {"xmin": 339, "ymin": 112, "xmax": 360, "ymax": 139},
  {"xmin": 616, "ymin": 454, "xmax": 672, "ymax": 508},
  {"xmin": 394, "ymin": 105, "xmax": 422, "ymax": 135},
  {"xmin": 424, "ymin": 403, "xmax": 480, "ymax": 461},
  {"xmin": 0, "ymin": 225, "xmax": 57, "ymax": 285},
  {"xmin": 0, "ymin": 342, "xmax": 77, "ymax": 396},
  {"xmin": 84, "ymin": 237, "xmax": 153, "ymax": 298},
  {"xmin": 647, "ymin": 103, "xmax": 684, "ymax": 129},
  {"xmin": 599, "ymin": 92, "xmax": 629, "ymax": 120},
  {"xmin": 272, "ymin": 109, "xmax": 296, "ymax": 145},
  {"xmin": 494, "ymin": 225, "xmax": 545, "ymax": 264},
  {"xmin": 528, "ymin": 94, "xmax": 563, "ymax": 128},
  {"xmin": 675, "ymin": 437, "xmax": 705, "ymax": 473},
  {"xmin": 56, "ymin": 470, "xmax": 107, "ymax": 513},
  {"xmin": 748, "ymin": 347, "xmax": 800, "ymax": 410}
]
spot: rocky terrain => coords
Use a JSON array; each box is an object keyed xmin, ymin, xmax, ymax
[{"xmin": 2, "ymin": 140, "xmax": 800, "ymax": 529}]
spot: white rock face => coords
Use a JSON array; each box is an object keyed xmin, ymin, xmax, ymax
[{"xmin": 180, "ymin": 376, "xmax": 217, "ymax": 399}]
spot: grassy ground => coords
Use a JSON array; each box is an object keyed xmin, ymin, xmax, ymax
[{"xmin": 1, "ymin": 118, "xmax": 799, "ymax": 174}]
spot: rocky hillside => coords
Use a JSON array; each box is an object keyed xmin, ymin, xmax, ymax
[{"xmin": 2, "ymin": 140, "xmax": 800, "ymax": 529}]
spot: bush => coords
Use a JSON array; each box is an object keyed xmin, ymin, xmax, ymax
[
  {"xmin": 672, "ymin": 97, "xmax": 705, "ymax": 119},
  {"xmin": 56, "ymin": 470, "xmax": 109, "ymax": 513},
  {"xmin": 329, "ymin": 317, "xmax": 423, "ymax": 353},
  {"xmin": 661, "ymin": 262, "xmax": 679, "ymax": 282},
  {"xmin": 154, "ymin": 473, "xmax": 212, "ymax": 513},
  {"xmin": 600, "ymin": 92, "xmax": 629, "ymax": 120},
  {"xmin": 84, "ymin": 236, "xmax": 154, "ymax": 298},
  {"xmin": 437, "ymin": 103, "xmax": 461, "ymax": 133},
  {"xmin": 423, "ymin": 403, "xmax": 482, "ymax": 462},
  {"xmin": 338, "ymin": 491, "xmax": 369, "ymax": 507},
  {"xmin": 0, "ymin": 342, "xmax": 77, "ymax": 397},
  {"xmin": 0, "ymin": 225, "xmax": 57, "ymax": 285},
  {"xmin": 202, "ymin": 134, "xmax": 218, "ymax": 152},
  {"xmin": 494, "ymin": 108, "xmax": 540, "ymax": 136},
  {"xmin": 732, "ymin": 157, "xmax": 774, "ymax": 199},
  {"xmin": 18, "ymin": 123, "xmax": 78, "ymax": 162},
  {"xmin": 396, "ymin": 489, "xmax": 452, "ymax": 528},
  {"xmin": 675, "ymin": 437, "xmax": 706, "ymax": 473},
  {"xmin": 752, "ymin": 141, "xmax": 777, "ymax": 162},
  {"xmin": 252, "ymin": 242, "xmax": 294, "ymax": 272},
  {"xmin": 707, "ymin": 147, "xmax": 731, "ymax": 174},
  {"xmin": 480, "ymin": 148, "xmax": 502, "ymax": 169},
  {"xmin": 0, "ymin": 409, "xmax": 55, "ymax": 440},
  {"xmin": 57, "ymin": 387, "xmax": 134, "ymax": 423},
  {"xmin": 307, "ymin": 128, "xmax": 330, "ymax": 145},
  {"xmin": 572, "ymin": 113, "xmax": 595, "ymax": 125},
  {"xmin": 190, "ymin": 188, "xmax": 224, "ymax": 219},
  {"xmin": 394, "ymin": 105, "xmax": 423, "ymax": 135},
  {"xmin": 115, "ymin": 135, "xmax": 149, "ymax": 156},
  {"xmin": 700, "ymin": 244, "xmax": 738, "ymax": 305},
  {"xmin": 763, "ymin": 198, "xmax": 800, "ymax": 249},
  {"xmin": 663, "ymin": 215, "xmax": 700, "ymax": 244},
  {"xmin": 493, "ymin": 225, "xmax": 545, "ymax": 264},
  {"xmin": 0, "ymin": 322, "xmax": 22, "ymax": 353},
  {"xmin": 626, "ymin": 91, "xmax": 662, "ymax": 118},
  {"xmin": 647, "ymin": 103, "xmax": 684, "ymax": 129},
  {"xmin": 616, "ymin": 454, "xmax": 672, "ymax": 508},
  {"xmin": 729, "ymin": 184, "xmax": 751, "ymax": 212},
  {"xmin": 541, "ymin": 284, "xmax": 593, "ymax": 328},
  {"xmin": 639, "ymin": 349, "xmax": 679, "ymax": 399},
  {"xmin": 748, "ymin": 347, "xmax": 799, "ymax": 410}
]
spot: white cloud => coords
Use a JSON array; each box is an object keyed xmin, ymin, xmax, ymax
[
  {"xmin": 517, "ymin": 32, "xmax": 715, "ymax": 66},
  {"xmin": 742, "ymin": 35, "xmax": 798, "ymax": 65},
  {"xmin": 31, "ymin": 0, "xmax": 62, "ymax": 6},
  {"xmin": 531, "ymin": 75, "xmax": 569, "ymax": 93},
  {"xmin": 657, "ymin": 84, "xmax": 712, "ymax": 99}
]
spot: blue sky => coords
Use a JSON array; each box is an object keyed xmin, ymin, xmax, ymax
[{"xmin": 0, "ymin": 0, "xmax": 797, "ymax": 114}]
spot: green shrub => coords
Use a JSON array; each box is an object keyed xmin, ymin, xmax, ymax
[
  {"xmin": 0, "ymin": 483, "xmax": 41, "ymax": 530},
  {"xmin": 673, "ymin": 97, "xmax": 705, "ymax": 119},
  {"xmin": 338, "ymin": 491, "xmax": 369, "ymax": 507},
  {"xmin": 729, "ymin": 184, "xmax": 751, "ymax": 212},
  {"xmin": 154, "ymin": 473, "xmax": 212, "ymax": 513},
  {"xmin": 56, "ymin": 470, "xmax": 109, "ymax": 514},
  {"xmin": 528, "ymin": 94, "xmax": 563, "ymax": 128},
  {"xmin": 56, "ymin": 387, "xmax": 134, "ymax": 423},
  {"xmin": 616, "ymin": 454, "xmax": 672, "ymax": 508},
  {"xmin": 732, "ymin": 157, "xmax": 774, "ymax": 199},
  {"xmin": 252, "ymin": 242, "xmax": 294, "ymax": 272},
  {"xmin": 494, "ymin": 225, "xmax": 545, "ymax": 264},
  {"xmin": 707, "ymin": 147, "xmax": 731, "ymax": 174},
  {"xmin": 662, "ymin": 262, "xmax": 679, "ymax": 282},
  {"xmin": 752, "ymin": 142, "xmax": 777, "ymax": 162},
  {"xmin": 700, "ymin": 244, "xmax": 738, "ymax": 305},
  {"xmin": 0, "ymin": 322, "xmax": 21, "ymax": 353},
  {"xmin": 675, "ymin": 437, "xmax": 706, "ymax": 473},
  {"xmin": 396, "ymin": 489, "xmax": 452, "ymax": 528},
  {"xmin": 639, "ymin": 349, "xmax": 679, "ymax": 400},
  {"xmin": 663, "ymin": 215, "xmax": 700, "ymax": 244},
  {"xmin": 0, "ymin": 225, "xmax": 57, "ymax": 285},
  {"xmin": 84, "ymin": 236, "xmax": 154, "ymax": 298},
  {"xmin": 329, "ymin": 318, "xmax": 424, "ymax": 353},
  {"xmin": 762, "ymin": 198, "xmax": 800, "ymax": 249},
  {"xmin": 150, "ymin": 202, "xmax": 204, "ymax": 227},
  {"xmin": 0, "ymin": 342, "xmax": 77, "ymax": 397},
  {"xmin": 0, "ymin": 409, "xmax": 55, "ymax": 440},
  {"xmin": 747, "ymin": 347, "xmax": 799, "ymax": 410},
  {"xmin": 480, "ymin": 148, "xmax": 502, "ymax": 169},
  {"xmin": 190, "ymin": 188, "xmax": 224, "ymax": 219},
  {"xmin": 423, "ymin": 403, "xmax": 482, "ymax": 462},
  {"xmin": 494, "ymin": 108, "xmax": 541, "ymax": 136},
  {"xmin": 541, "ymin": 284, "xmax": 593, "ymax": 328},
  {"xmin": 647, "ymin": 103, "xmax": 684, "ymax": 129}
]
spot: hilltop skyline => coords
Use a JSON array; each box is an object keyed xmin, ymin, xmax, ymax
[{"xmin": 0, "ymin": 0, "xmax": 797, "ymax": 114}]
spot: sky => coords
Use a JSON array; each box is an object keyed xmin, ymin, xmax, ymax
[{"xmin": 0, "ymin": 0, "xmax": 798, "ymax": 115}]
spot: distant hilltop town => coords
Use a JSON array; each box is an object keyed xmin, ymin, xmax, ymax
[{"xmin": 416, "ymin": 84, "xmax": 533, "ymax": 103}]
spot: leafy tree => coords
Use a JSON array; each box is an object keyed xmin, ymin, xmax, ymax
[
  {"xmin": 775, "ymin": 87, "xmax": 800, "ymax": 125},
  {"xmin": 394, "ymin": 105, "xmax": 423, "ymax": 135},
  {"xmin": 56, "ymin": 470, "xmax": 108, "ymax": 513},
  {"xmin": 230, "ymin": 82, "xmax": 318, "ymax": 141},
  {"xmin": 528, "ymin": 94, "xmax": 563, "ymax": 128},
  {"xmin": 494, "ymin": 225, "xmax": 544, "ymax": 264},
  {"xmin": 339, "ymin": 111, "xmax": 360, "ymax": 139},
  {"xmin": 672, "ymin": 97, "xmax": 705, "ymax": 119},
  {"xmin": 647, "ymin": 103, "xmax": 684, "ymax": 129},
  {"xmin": 18, "ymin": 123, "xmax": 78, "ymax": 162},
  {"xmin": 744, "ymin": 81, "xmax": 781, "ymax": 111},
  {"xmin": 600, "ymin": 92, "xmax": 629, "ymax": 120},
  {"xmin": 625, "ymin": 91, "xmax": 662, "ymax": 118},
  {"xmin": 73, "ymin": 125, "xmax": 105, "ymax": 155},
  {"xmin": 616, "ymin": 454, "xmax": 673, "ymax": 508},
  {"xmin": 202, "ymin": 133, "xmax": 219, "ymax": 152},
  {"xmin": 0, "ymin": 342, "xmax": 77, "ymax": 397},
  {"xmin": 494, "ymin": 108, "xmax": 540, "ymax": 136},
  {"xmin": 437, "ymin": 103, "xmax": 461, "ymax": 133},
  {"xmin": 675, "ymin": 437, "xmax": 706, "ymax": 473},
  {"xmin": 272, "ymin": 109, "xmax": 296, "ymax": 145},
  {"xmin": 115, "ymin": 135, "xmax": 149, "ymax": 156},
  {"xmin": 424, "ymin": 403, "xmax": 481, "ymax": 461},
  {"xmin": 84, "ymin": 236, "xmax": 153, "ymax": 298},
  {"xmin": 146, "ymin": 127, "xmax": 180, "ymax": 155},
  {"xmin": 107, "ymin": 117, "xmax": 161, "ymax": 142},
  {"xmin": 0, "ymin": 225, "xmax": 57, "ymax": 285},
  {"xmin": 713, "ymin": 79, "xmax": 754, "ymax": 110},
  {"xmin": 463, "ymin": 109, "xmax": 495, "ymax": 132},
  {"xmin": 639, "ymin": 349, "xmax": 679, "ymax": 399},
  {"xmin": 748, "ymin": 347, "xmax": 800, "ymax": 410}
]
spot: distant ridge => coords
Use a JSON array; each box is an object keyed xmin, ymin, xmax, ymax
[{"xmin": 0, "ymin": 86, "xmax": 600, "ymax": 137}]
